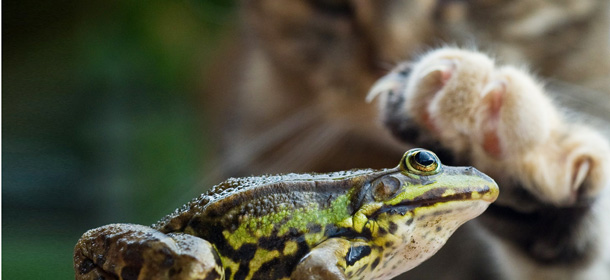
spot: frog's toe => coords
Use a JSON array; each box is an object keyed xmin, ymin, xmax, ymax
[
  {"xmin": 74, "ymin": 224, "xmax": 223, "ymax": 280},
  {"xmin": 74, "ymin": 259, "xmax": 118, "ymax": 280},
  {"xmin": 164, "ymin": 232, "xmax": 224, "ymax": 280}
]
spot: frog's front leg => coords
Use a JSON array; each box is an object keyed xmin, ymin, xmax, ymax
[
  {"xmin": 74, "ymin": 223, "xmax": 223, "ymax": 280},
  {"xmin": 292, "ymin": 238, "xmax": 378, "ymax": 280}
]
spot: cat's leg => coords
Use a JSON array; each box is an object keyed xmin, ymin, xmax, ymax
[{"xmin": 371, "ymin": 47, "xmax": 610, "ymax": 278}]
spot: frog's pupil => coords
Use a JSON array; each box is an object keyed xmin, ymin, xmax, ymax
[{"xmin": 415, "ymin": 151, "xmax": 435, "ymax": 166}]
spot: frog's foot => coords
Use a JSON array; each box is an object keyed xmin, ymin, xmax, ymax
[
  {"xmin": 74, "ymin": 224, "xmax": 223, "ymax": 280},
  {"xmin": 373, "ymin": 47, "xmax": 610, "ymax": 264},
  {"xmin": 292, "ymin": 238, "xmax": 377, "ymax": 280}
]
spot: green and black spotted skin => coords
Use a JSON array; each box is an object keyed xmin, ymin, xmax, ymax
[
  {"xmin": 149, "ymin": 149, "xmax": 499, "ymax": 280},
  {"xmin": 73, "ymin": 149, "xmax": 498, "ymax": 280}
]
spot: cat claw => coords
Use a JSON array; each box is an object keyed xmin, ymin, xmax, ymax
[
  {"xmin": 366, "ymin": 72, "xmax": 403, "ymax": 102},
  {"xmin": 417, "ymin": 59, "xmax": 456, "ymax": 85},
  {"xmin": 482, "ymin": 80, "xmax": 507, "ymax": 100},
  {"xmin": 366, "ymin": 63, "xmax": 411, "ymax": 103}
]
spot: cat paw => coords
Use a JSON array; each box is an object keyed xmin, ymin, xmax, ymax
[
  {"xmin": 402, "ymin": 49, "xmax": 562, "ymax": 159},
  {"xmin": 372, "ymin": 48, "xmax": 610, "ymax": 207}
]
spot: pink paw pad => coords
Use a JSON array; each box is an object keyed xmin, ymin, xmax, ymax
[{"xmin": 481, "ymin": 80, "xmax": 507, "ymax": 158}]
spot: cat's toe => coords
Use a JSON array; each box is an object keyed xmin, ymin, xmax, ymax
[
  {"xmin": 480, "ymin": 66, "xmax": 560, "ymax": 158},
  {"xmin": 516, "ymin": 126, "xmax": 610, "ymax": 206},
  {"xmin": 403, "ymin": 48, "xmax": 497, "ymax": 153}
]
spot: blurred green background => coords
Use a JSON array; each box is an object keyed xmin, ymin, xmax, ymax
[{"xmin": 3, "ymin": 0, "xmax": 237, "ymax": 278}]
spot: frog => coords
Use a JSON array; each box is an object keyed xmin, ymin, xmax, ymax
[{"xmin": 73, "ymin": 148, "xmax": 499, "ymax": 280}]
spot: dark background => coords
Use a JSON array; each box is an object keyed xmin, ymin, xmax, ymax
[{"xmin": 3, "ymin": 1, "xmax": 237, "ymax": 278}]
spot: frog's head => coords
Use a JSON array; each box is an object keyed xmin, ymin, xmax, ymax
[{"xmin": 350, "ymin": 148, "xmax": 499, "ymax": 276}]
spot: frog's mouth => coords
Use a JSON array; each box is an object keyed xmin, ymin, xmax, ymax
[
  {"xmin": 481, "ymin": 197, "xmax": 596, "ymax": 266},
  {"xmin": 370, "ymin": 185, "xmax": 495, "ymax": 219}
]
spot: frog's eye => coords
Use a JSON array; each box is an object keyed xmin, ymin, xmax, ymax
[{"xmin": 400, "ymin": 149, "xmax": 441, "ymax": 175}]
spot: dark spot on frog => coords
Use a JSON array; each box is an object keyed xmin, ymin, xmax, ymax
[
  {"xmin": 192, "ymin": 222, "xmax": 256, "ymax": 263},
  {"xmin": 436, "ymin": 226, "xmax": 442, "ymax": 232},
  {"xmin": 385, "ymin": 241, "xmax": 394, "ymax": 247},
  {"xmin": 356, "ymin": 264, "xmax": 369, "ymax": 275},
  {"xmin": 234, "ymin": 262, "xmax": 250, "ymax": 280},
  {"xmin": 405, "ymin": 217, "xmax": 414, "ymax": 226},
  {"xmin": 168, "ymin": 267, "xmax": 179, "ymax": 277},
  {"xmin": 388, "ymin": 222, "xmax": 398, "ymax": 234},
  {"xmin": 254, "ymin": 257, "xmax": 282, "ymax": 279},
  {"xmin": 346, "ymin": 245, "xmax": 372, "ymax": 266},
  {"xmin": 237, "ymin": 243, "xmax": 258, "ymax": 262},
  {"xmin": 203, "ymin": 270, "xmax": 222, "ymax": 280},
  {"xmin": 431, "ymin": 209, "xmax": 453, "ymax": 216},
  {"xmin": 377, "ymin": 226, "xmax": 387, "ymax": 236},
  {"xmin": 78, "ymin": 258, "xmax": 95, "ymax": 274},
  {"xmin": 204, "ymin": 220, "xmax": 314, "ymax": 279},
  {"xmin": 253, "ymin": 239, "xmax": 310, "ymax": 279},
  {"xmin": 124, "ymin": 244, "xmax": 144, "ymax": 266},
  {"xmin": 95, "ymin": 255, "xmax": 106, "ymax": 267},
  {"xmin": 324, "ymin": 224, "xmax": 370, "ymax": 240},
  {"xmin": 361, "ymin": 226, "xmax": 373, "ymax": 239},
  {"xmin": 225, "ymin": 267, "xmax": 232, "ymax": 278},
  {"xmin": 258, "ymin": 234, "xmax": 286, "ymax": 251},
  {"xmin": 371, "ymin": 257, "xmax": 381, "ymax": 270},
  {"xmin": 120, "ymin": 266, "xmax": 141, "ymax": 280},
  {"xmin": 159, "ymin": 247, "xmax": 174, "ymax": 267}
]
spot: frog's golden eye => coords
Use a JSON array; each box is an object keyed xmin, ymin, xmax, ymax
[{"xmin": 400, "ymin": 149, "xmax": 441, "ymax": 175}]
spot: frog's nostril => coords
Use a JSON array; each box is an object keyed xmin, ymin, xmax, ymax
[{"xmin": 465, "ymin": 166, "xmax": 496, "ymax": 183}]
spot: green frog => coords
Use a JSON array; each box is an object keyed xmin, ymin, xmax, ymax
[{"xmin": 74, "ymin": 148, "xmax": 498, "ymax": 280}]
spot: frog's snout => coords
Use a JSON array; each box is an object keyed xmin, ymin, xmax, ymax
[
  {"xmin": 470, "ymin": 167, "xmax": 500, "ymax": 203},
  {"xmin": 452, "ymin": 165, "xmax": 499, "ymax": 203}
]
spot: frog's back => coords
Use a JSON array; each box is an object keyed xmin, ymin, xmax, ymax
[
  {"xmin": 152, "ymin": 170, "xmax": 377, "ymax": 279},
  {"xmin": 153, "ymin": 170, "xmax": 376, "ymax": 234}
]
